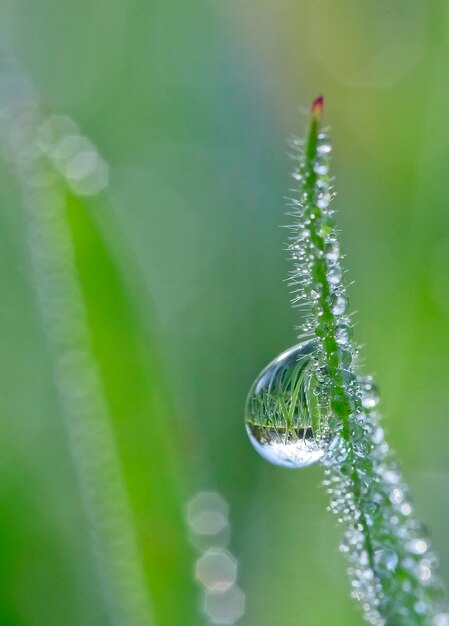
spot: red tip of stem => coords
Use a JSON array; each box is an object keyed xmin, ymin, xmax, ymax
[{"xmin": 311, "ymin": 95, "xmax": 324, "ymax": 120}]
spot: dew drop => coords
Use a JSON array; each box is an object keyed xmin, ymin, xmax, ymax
[
  {"xmin": 335, "ymin": 323, "xmax": 352, "ymax": 345},
  {"xmin": 359, "ymin": 376, "xmax": 380, "ymax": 409},
  {"xmin": 407, "ymin": 538, "xmax": 428, "ymax": 555},
  {"xmin": 297, "ymin": 228, "xmax": 310, "ymax": 241},
  {"xmin": 325, "ymin": 240, "xmax": 340, "ymax": 262},
  {"xmin": 374, "ymin": 548, "xmax": 398, "ymax": 574},
  {"xmin": 317, "ymin": 143, "xmax": 332, "ymax": 156},
  {"xmin": 400, "ymin": 502, "xmax": 412, "ymax": 516},
  {"xmin": 339, "ymin": 348, "xmax": 353, "ymax": 368},
  {"xmin": 327, "ymin": 265, "xmax": 342, "ymax": 285},
  {"xmin": 316, "ymin": 192, "xmax": 332, "ymax": 210},
  {"xmin": 371, "ymin": 426, "xmax": 384, "ymax": 445},
  {"xmin": 313, "ymin": 158, "xmax": 329, "ymax": 176},
  {"xmin": 317, "ymin": 134, "xmax": 332, "ymax": 157},
  {"xmin": 318, "ymin": 132, "xmax": 330, "ymax": 143},
  {"xmin": 245, "ymin": 341, "xmax": 333, "ymax": 468},
  {"xmin": 317, "ymin": 175, "xmax": 330, "ymax": 189},
  {"xmin": 330, "ymin": 293, "xmax": 348, "ymax": 315},
  {"xmin": 418, "ymin": 558, "xmax": 433, "ymax": 582}
]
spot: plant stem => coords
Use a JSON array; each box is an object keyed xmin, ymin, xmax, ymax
[{"xmin": 288, "ymin": 97, "xmax": 448, "ymax": 626}]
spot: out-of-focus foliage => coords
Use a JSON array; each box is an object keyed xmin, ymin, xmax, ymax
[{"xmin": 1, "ymin": 1, "xmax": 449, "ymax": 625}]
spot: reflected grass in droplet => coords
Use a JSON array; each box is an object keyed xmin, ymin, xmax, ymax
[{"xmin": 245, "ymin": 340, "xmax": 333, "ymax": 468}]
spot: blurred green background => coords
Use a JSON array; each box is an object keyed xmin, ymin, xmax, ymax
[{"xmin": 1, "ymin": 1, "xmax": 449, "ymax": 625}]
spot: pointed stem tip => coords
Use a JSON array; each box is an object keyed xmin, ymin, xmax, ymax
[{"xmin": 311, "ymin": 96, "xmax": 324, "ymax": 121}]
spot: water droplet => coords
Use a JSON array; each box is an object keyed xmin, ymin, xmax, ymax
[
  {"xmin": 245, "ymin": 341, "xmax": 333, "ymax": 468},
  {"xmin": 390, "ymin": 487, "xmax": 404, "ymax": 504},
  {"xmin": 350, "ymin": 423, "xmax": 365, "ymax": 442},
  {"xmin": 358, "ymin": 376, "xmax": 380, "ymax": 409},
  {"xmin": 414, "ymin": 601, "xmax": 427, "ymax": 615},
  {"xmin": 338, "ymin": 348, "xmax": 353, "ymax": 368},
  {"xmin": 407, "ymin": 538, "xmax": 428, "ymax": 555},
  {"xmin": 297, "ymin": 228, "xmax": 310, "ymax": 241},
  {"xmin": 317, "ymin": 142, "xmax": 332, "ymax": 156},
  {"xmin": 383, "ymin": 469, "xmax": 400, "ymax": 484},
  {"xmin": 324, "ymin": 239, "xmax": 340, "ymax": 261},
  {"xmin": 374, "ymin": 548, "xmax": 398, "ymax": 574},
  {"xmin": 316, "ymin": 192, "xmax": 332, "ymax": 210},
  {"xmin": 371, "ymin": 426, "xmax": 384, "ymax": 445},
  {"xmin": 313, "ymin": 158, "xmax": 329, "ymax": 175},
  {"xmin": 327, "ymin": 265, "xmax": 342, "ymax": 285},
  {"xmin": 363, "ymin": 500, "xmax": 379, "ymax": 517},
  {"xmin": 417, "ymin": 558, "xmax": 433, "ymax": 582},
  {"xmin": 361, "ymin": 394, "xmax": 379, "ymax": 410},
  {"xmin": 317, "ymin": 134, "xmax": 332, "ymax": 157},
  {"xmin": 330, "ymin": 293, "xmax": 348, "ymax": 315},
  {"xmin": 335, "ymin": 323, "xmax": 352, "ymax": 345},
  {"xmin": 316, "ymin": 174, "xmax": 330, "ymax": 189},
  {"xmin": 400, "ymin": 502, "xmax": 412, "ymax": 516}
]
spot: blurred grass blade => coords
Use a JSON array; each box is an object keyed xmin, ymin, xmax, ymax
[
  {"xmin": 64, "ymin": 191, "xmax": 198, "ymax": 626},
  {"xmin": 0, "ymin": 55, "xmax": 197, "ymax": 626},
  {"xmin": 23, "ymin": 182, "xmax": 154, "ymax": 626}
]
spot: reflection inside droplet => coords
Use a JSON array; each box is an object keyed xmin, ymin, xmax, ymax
[{"xmin": 245, "ymin": 341, "xmax": 334, "ymax": 468}]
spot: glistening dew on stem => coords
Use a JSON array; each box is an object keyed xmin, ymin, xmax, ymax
[{"xmin": 245, "ymin": 97, "xmax": 448, "ymax": 626}]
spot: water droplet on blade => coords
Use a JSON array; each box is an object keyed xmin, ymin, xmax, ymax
[
  {"xmin": 245, "ymin": 341, "xmax": 333, "ymax": 468},
  {"xmin": 325, "ymin": 239, "xmax": 340, "ymax": 262},
  {"xmin": 335, "ymin": 323, "xmax": 352, "ymax": 345},
  {"xmin": 317, "ymin": 142, "xmax": 332, "ymax": 156},
  {"xmin": 327, "ymin": 265, "xmax": 342, "ymax": 285},
  {"xmin": 358, "ymin": 376, "xmax": 380, "ymax": 409},
  {"xmin": 314, "ymin": 159, "xmax": 329, "ymax": 175},
  {"xmin": 329, "ymin": 293, "xmax": 348, "ymax": 315}
]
